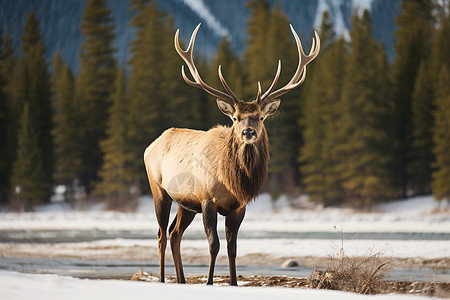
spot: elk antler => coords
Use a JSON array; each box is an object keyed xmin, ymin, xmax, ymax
[
  {"xmin": 174, "ymin": 23, "xmax": 239, "ymax": 106},
  {"xmin": 258, "ymin": 25, "xmax": 320, "ymax": 106}
]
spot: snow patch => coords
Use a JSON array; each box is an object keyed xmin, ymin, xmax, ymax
[
  {"xmin": 376, "ymin": 195, "xmax": 441, "ymax": 214},
  {"xmin": 314, "ymin": 0, "xmax": 351, "ymax": 40},
  {"xmin": 0, "ymin": 270, "xmax": 432, "ymax": 300},
  {"xmin": 353, "ymin": 0, "xmax": 373, "ymax": 15},
  {"xmin": 180, "ymin": 0, "xmax": 230, "ymax": 38}
]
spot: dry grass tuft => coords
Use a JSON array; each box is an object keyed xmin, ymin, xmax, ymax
[
  {"xmin": 308, "ymin": 227, "xmax": 391, "ymax": 294},
  {"xmin": 308, "ymin": 253, "xmax": 390, "ymax": 294}
]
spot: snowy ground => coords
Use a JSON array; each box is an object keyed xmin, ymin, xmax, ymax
[
  {"xmin": 0, "ymin": 270, "xmax": 434, "ymax": 300},
  {"xmin": 0, "ymin": 195, "xmax": 449, "ymax": 299}
]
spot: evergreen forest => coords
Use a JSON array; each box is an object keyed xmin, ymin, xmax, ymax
[{"xmin": 1, "ymin": 0, "xmax": 449, "ymax": 211}]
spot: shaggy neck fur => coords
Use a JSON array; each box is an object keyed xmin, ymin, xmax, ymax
[{"xmin": 220, "ymin": 127, "xmax": 269, "ymax": 203}]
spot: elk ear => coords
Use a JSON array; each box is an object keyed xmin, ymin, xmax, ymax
[
  {"xmin": 216, "ymin": 99, "xmax": 235, "ymax": 118},
  {"xmin": 261, "ymin": 99, "xmax": 281, "ymax": 119}
]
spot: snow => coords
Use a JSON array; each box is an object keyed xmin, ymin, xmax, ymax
[
  {"xmin": 352, "ymin": 0, "xmax": 374, "ymax": 15},
  {"xmin": 313, "ymin": 0, "xmax": 378, "ymax": 41},
  {"xmin": 180, "ymin": 0, "xmax": 230, "ymax": 38},
  {"xmin": 0, "ymin": 270, "xmax": 432, "ymax": 300},
  {"xmin": 314, "ymin": 0, "xmax": 350, "ymax": 40}
]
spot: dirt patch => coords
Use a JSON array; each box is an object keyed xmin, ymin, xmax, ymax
[
  {"xmin": 131, "ymin": 272, "xmax": 450, "ymax": 298},
  {"xmin": 389, "ymin": 281, "xmax": 450, "ymax": 298}
]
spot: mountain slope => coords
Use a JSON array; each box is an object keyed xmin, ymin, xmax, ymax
[{"xmin": 0, "ymin": 0, "xmax": 399, "ymax": 73}]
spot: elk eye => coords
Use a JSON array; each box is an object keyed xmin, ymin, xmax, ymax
[
  {"xmin": 260, "ymin": 117, "xmax": 264, "ymax": 121},
  {"xmin": 233, "ymin": 117, "xmax": 237, "ymax": 121}
]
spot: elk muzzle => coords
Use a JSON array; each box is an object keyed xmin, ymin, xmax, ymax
[{"xmin": 242, "ymin": 128, "xmax": 257, "ymax": 144}]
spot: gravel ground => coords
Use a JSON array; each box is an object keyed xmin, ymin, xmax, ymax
[{"xmin": 131, "ymin": 272, "xmax": 450, "ymax": 298}]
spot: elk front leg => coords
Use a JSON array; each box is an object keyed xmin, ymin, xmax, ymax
[
  {"xmin": 202, "ymin": 201, "xmax": 219, "ymax": 285},
  {"xmin": 225, "ymin": 206, "xmax": 246, "ymax": 286},
  {"xmin": 169, "ymin": 206, "xmax": 196, "ymax": 283}
]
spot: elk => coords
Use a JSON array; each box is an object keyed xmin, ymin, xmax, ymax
[{"xmin": 144, "ymin": 23, "xmax": 319, "ymax": 286}]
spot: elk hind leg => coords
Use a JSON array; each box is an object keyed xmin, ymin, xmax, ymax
[
  {"xmin": 169, "ymin": 205, "xmax": 196, "ymax": 283},
  {"xmin": 202, "ymin": 201, "xmax": 219, "ymax": 285},
  {"xmin": 150, "ymin": 182, "xmax": 172, "ymax": 283}
]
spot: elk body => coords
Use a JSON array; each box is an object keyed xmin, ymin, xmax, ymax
[{"xmin": 144, "ymin": 23, "xmax": 319, "ymax": 286}]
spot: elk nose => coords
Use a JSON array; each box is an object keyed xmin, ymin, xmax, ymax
[{"xmin": 243, "ymin": 129, "xmax": 256, "ymax": 140}]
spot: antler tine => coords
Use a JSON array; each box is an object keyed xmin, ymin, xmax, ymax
[
  {"xmin": 287, "ymin": 27, "xmax": 320, "ymax": 86},
  {"xmin": 181, "ymin": 65, "xmax": 199, "ymax": 88},
  {"xmin": 174, "ymin": 23, "xmax": 237, "ymax": 105},
  {"xmin": 260, "ymin": 60, "xmax": 281, "ymax": 102},
  {"xmin": 256, "ymin": 81, "xmax": 262, "ymax": 102},
  {"xmin": 260, "ymin": 26, "xmax": 320, "ymax": 105},
  {"xmin": 218, "ymin": 65, "xmax": 240, "ymax": 103},
  {"xmin": 174, "ymin": 24, "xmax": 200, "ymax": 82}
]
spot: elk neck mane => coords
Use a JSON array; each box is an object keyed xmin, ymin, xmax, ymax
[{"xmin": 219, "ymin": 126, "xmax": 269, "ymax": 203}]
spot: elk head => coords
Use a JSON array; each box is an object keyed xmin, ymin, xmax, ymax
[{"xmin": 174, "ymin": 23, "xmax": 320, "ymax": 145}]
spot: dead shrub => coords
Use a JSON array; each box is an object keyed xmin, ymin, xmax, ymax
[
  {"xmin": 308, "ymin": 253, "xmax": 390, "ymax": 294},
  {"xmin": 308, "ymin": 227, "xmax": 391, "ymax": 294}
]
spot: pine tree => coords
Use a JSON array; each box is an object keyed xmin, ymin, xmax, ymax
[
  {"xmin": 0, "ymin": 30, "xmax": 8, "ymax": 203},
  {"xmin": 127, "ymin": 0, "xmax": 168, "ymax": 189},
  {"xmin": 429, "ymin": 1, "xmax": 450, "ymax": 204},
  {"xmin": 0, "ymin": 33, "xmax": 17, "ymax": 205},
  {"xmin": 431, "ymin": 66, "xmax": 450, "ymax": 204},
  {"xmin": 318, "ymin": 11, "xmax": 336, "ymax": 51},
  {"xmin": 76, "ymin": 0, "xmax": 117, "ymax": 194},
  {"xmin": 409, "ymin": 60, "xmax": 434, "ymax": 194},
  {"xmin": 128, "ymin": 0, "xmax": 151, "ymax": 54},
  {"xmin": 10, "ymin": 103, "xmax": 47, "ymax": 211},
  {"xmin": 51, "ymin": 52, "xmax": 64, "ymax": 95},
  {"xmin": 160, "ymin": 17, "xmax": 206, "ymax": 131},
  {"xmin": 52, "ymin": 55, "xmax": 82, "ymax": 206},
  {"xmin": 16, "ymin": 12, "xmax": 53, "ymax": 203},
  {"xmin": 95, "ymin": 68, "xmax": 136, "ymax": 210},
  {"xmin": 431, "ymin": 1, "xmax": 450, "ymax": 73},
  {"xmin": 300, "ymin": 11, "xmax": 347, "ymax": 205},
  {"xmin": 338, "ymin": 10, "xmax": 394, "ymax": 207},
  {"xmin": 265, "ymin": 1, "xmax": 301, "ymax": 195},
  {"xmin": 391, "ymin": 0, "xmax": 435, "ymax": 197},
  {"xmin": 374, "ymin": 42, "xmax": 396, "ymax": 196},
  {"xmin": 243, "ymin": 0, "xmax": 271, "ymax": 99}
]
